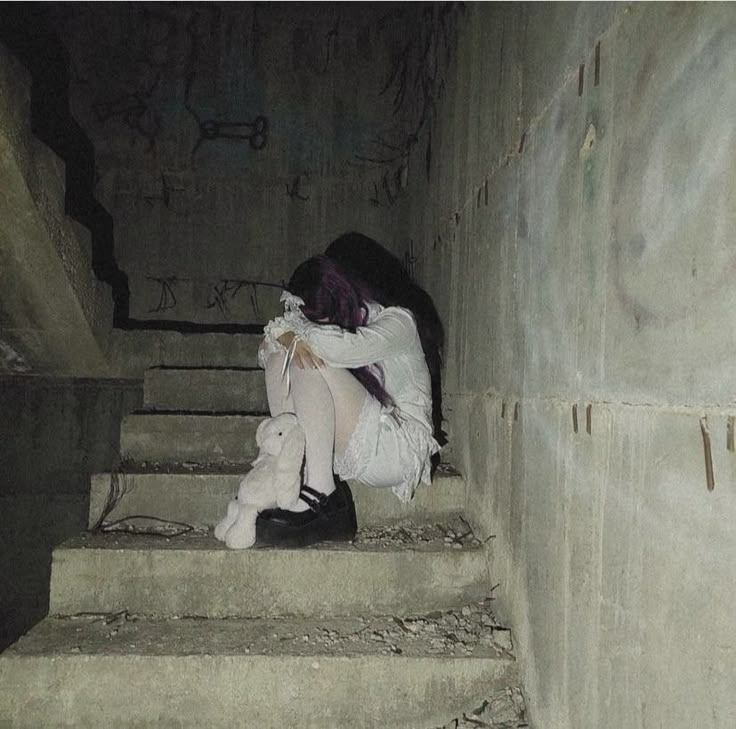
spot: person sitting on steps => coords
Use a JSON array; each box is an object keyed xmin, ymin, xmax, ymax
[{"xmin": 256, "ymin": 248, "xmax": 442, "ymax": 547}]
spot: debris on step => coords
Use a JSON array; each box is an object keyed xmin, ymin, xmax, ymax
[
  {"xmin": 355, "ymin": 516, "xmax": 481, "ymax": 549},
  {"xmin": 118, "ymin": 459, "xmax": 250, "ymax": 474},
  {"xmin": 431, "ymin": 686, "xmax": 529, "ymax": 728},
  {"xmin": 48, "ymin": 599, "xmax": 511, "ymax": 659},
  {"xmin": 86, "ymin": 516, "xmax": 482, "ymax": 550},
  {"xmin": 434, "ymin": 463, "xmax": 461, "ymax": 476},
  {"xmin": 92, "ymin": 516, "xmax": 206, "ymax": 539}
]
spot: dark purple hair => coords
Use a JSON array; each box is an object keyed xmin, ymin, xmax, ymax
[
  {"xmin": 324, "ymin": 233, "xmax": 446, "ymax": 452},
  {"xmin": 287, "ymin": 256, "xmax": 393, "ymax": 406}
]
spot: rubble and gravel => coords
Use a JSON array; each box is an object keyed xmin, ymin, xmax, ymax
[
  {"xmin": 430, "ymin": 687, "xmax": 528, "ymax": 728},
  {"xmin": 14, "ymin": 604, "xmax": 528, "ymax": 726},
  {"xmin": 39, "ymin": 598, "xmax": 512, "ymax": 659},
  {"xmin": 117, "ymin": 460, "xmax": 250, "ymax": 474},
  {"xmin": 354, "ymin": 516, "xmax": 481, "ymax": 549},
  {"xmin": 12, "ymin": 606, "xmax": 528, "ymax": 726},
  {"xmin": 88, "ymin": 516, "xmax": 483, "ymax": 552},
  {"xmin": 292, "ymin": 597, "xmax": 513, "ymax": 657}
]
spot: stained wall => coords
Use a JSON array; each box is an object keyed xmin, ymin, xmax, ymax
[
  {"xmin": 55, "ymin": 2, "xmax": 429, "ymax": 324},
  {"xmin": 0, "ymin": 377, "xmax": 141, "ymax": 651},
  {"xmin": 406, "ymin": 4, "xmax": 736, "ymax": 727}
]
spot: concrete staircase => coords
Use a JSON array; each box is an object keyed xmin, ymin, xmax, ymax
[{"xmin": 0, "ymin": 335, "xmax": 527, "ymax": 728}]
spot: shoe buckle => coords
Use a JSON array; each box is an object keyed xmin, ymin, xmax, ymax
[{"xmin": 300, "ymin": 485, "xmax": 328, "ymax": 513}]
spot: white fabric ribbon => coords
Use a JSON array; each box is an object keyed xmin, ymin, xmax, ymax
[{"xmin": 280, "ymin": 334, "xmax": 301, "ymax": 395}]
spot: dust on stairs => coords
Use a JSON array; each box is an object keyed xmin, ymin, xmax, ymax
[{"xmin": 0, "ymin": 333, "xmax": 529, "ymax": 729}]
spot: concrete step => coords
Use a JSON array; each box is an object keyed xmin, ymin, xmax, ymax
[
  {"xmin": 143, "ymin": 366, "xmax": 268, "ymax": 412},
  {"xmin": 48, "ymin": 524, "xmax": 490, "ymax": 618},
  {"xmin": 108, "ymin": 330, "xmax": 263, "ymax": 379},
  {"xmin": 0, "ymin": 605, "xmax": 519, "ymax": 729},
  {"xmin": 120, "ymin": 412, "xmax": 265, "ymax": 465},
  {"xmin": 88, "ymin": 466, "xmax": 466, "ymax": 530}
]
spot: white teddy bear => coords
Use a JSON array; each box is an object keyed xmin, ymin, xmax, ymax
[{"xmin": 214, "ymin": 413, "xmax": 305, "ymax": 549}]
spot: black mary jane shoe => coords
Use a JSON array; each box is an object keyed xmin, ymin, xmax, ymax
[{"xmin": 256, "ymin": 481, "xmax": 358, "ymax": 548}]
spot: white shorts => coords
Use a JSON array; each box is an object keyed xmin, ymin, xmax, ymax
[{"xmin": 334, "ymin": 395, "xmax": 436, "ymax": 503}]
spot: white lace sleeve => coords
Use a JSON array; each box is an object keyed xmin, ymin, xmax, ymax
[{"xmin": 257, "ymin": 309, "xmax": 311, "ymax": 369}]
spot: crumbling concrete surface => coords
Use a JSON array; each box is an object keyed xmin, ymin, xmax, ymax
[{"xmin": 0, "ymin": 43, "xmax": 112, "ymax": 375}]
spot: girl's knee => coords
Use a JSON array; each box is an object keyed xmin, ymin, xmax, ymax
[
  {"xmin": 288, "ymin": 363, "xmax": 328, "ymax": 385},
  {"xmin": 264, "ymin": 350, "xmax": 287, "ymax": 371}
]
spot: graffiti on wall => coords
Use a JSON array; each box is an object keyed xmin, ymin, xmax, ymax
[
  {"xmin": 55, "ymin": 5, "xmax": 464, "ymax": 323},
  {"xmin": 403, "ymin": 238, "xmax": 417, "ymax": 282},
  {"xmin": 286, "ymin": 173, "xmax": 311, "ymax": 201},
  {"xmin": 206, "ymin": 279, "xmax": 283, "ymax": 319},
  {"xmin": 88, "ymin": 6, "xmax": 177, "ymax": 148},
  {"xmin": 292, "ymin": 14, "xmax": 340, "ymax": 75},
  {"xmin": 185, "ymin": 89, "xmax": 269, "ymax": 160},
  {"xmin": 146, "ymin": 276, "xmax": 180, "ymax": 313},
  {"xmin": 145, "ymin": 276, "xmax": 284, "ymax": 320},
  {"xmin": 184, "ymin": 10, "xmax": 270, "ymax": 164},
  {"xmin": 142, "ymin": 173, "xmax": 191, "ymax": 215},
  {"xmin": 353, "ymin": 3, "xmax": 464, "ymax": 206}
]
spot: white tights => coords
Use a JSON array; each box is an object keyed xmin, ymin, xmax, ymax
[{"xmin": 264, "ymin": 352, "xmax": 369, "ymax": 510}]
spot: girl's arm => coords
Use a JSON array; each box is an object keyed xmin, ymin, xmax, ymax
[{"xmin": 291, "ymin": 307, "xmax": 417, "ymax": 368}]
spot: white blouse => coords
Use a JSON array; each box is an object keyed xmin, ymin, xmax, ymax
[{"xmin": 258, "ymin": 297, "xmax": 439, "ymax": 498}]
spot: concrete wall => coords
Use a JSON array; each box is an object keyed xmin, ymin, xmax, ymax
[
  {"xmin": 53, "ymin": 3, "xmax": 425, "ymax": 324},
  {"xmin": 406, "ymin": 3, "xmax": 736, "ymax": 728},
  {"xmin": 0, "ymin": 377, "xmax": 141, "ymax": 651},
  {"xmin": 0, "ymin": 42, "xmax": 113, "ymax": 375}
]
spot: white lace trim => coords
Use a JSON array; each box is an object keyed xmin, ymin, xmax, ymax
[
  {"xmin": 391, "ymin": 414, "xmax": 440, "ymax": 503},
  {"xmin": 334, "ymin": 394, "xmax": 376, "ymax": 479},
  {"xmin": 334, "ymin": 399, "xmax": 440, "ymax": 504},
  {"xmin": 258, "ymin": 304, "xmax": 312, "ymax": 370},
  {"xmin": 280, "ymin": 290, "xmax": 305, "ymax": 313}
]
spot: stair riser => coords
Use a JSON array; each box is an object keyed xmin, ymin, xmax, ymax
[
  {"xmin": 120, "ymin": 414, "xmax": 264, "ymax": 464},
  {"xmin": 109, "ymin": 331, "xmax": 263, "ymax": 379},
  {"xmin": 88, "ymin": 473, "xmax": 466, "ymax": 529},
  {"xmin": 0, "ymin": 655, "xmax": 516, "ymax": 729},
  {"xmin": 49, "ymin": 548, "xmax": 490, "ymax": 618},
  {"xmin": 143, "ymin": 368, "xmax": 268, "ymax": 412}
]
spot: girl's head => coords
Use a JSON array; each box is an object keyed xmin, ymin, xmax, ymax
[{"xmin": 287, "ymin": 255, "xmax": 372, "ymax": 331}]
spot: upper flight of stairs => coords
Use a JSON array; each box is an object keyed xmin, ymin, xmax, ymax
[{"xmin": 0, "ymin": 333, "xmax": 527, "ymax": 729}]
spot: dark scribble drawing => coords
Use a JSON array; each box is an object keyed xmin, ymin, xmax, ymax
[
  {"xmin": 184, "ymin": 11, "xmax": 269, "ymax": 162},
  {"xmin": 251, "ymin": 5, "xmax": 266, "ymax": 66},
  {"xmin": 403, "ymin": 238, "xmax": 417, "ymax": 282},
  {"xmin": 293, "ymin": 15, "xmax": 340, "ymax": 76},
  {"xmin": 147, "ymin": 276, "xmax": 182, "ymax": 313},
  {"xmin": 142, "ymin": 173, "xmax": 189, "ymax": 215},
  {"xmin": 90, "ymin": 6, "xmax": 176, "ymax": 148},
  {"xmin": 206, "ymin": 278, "xmax": 283, "ymax": 319},
  {"xmin": 286, "ymin": 174, "xmax": 311, "ymax": 201},
  {"xmin": 355, "ymin": 3, "xmax": 464, "ymax": 205},
  {"xmin": 185, "ymin": 99, "xmax": 269, "ymax": 159}
]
